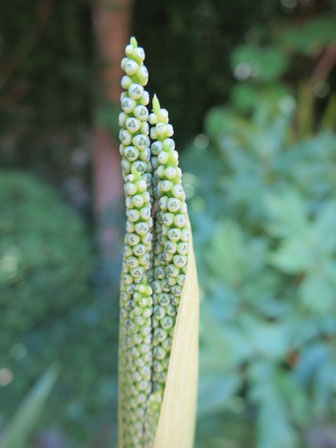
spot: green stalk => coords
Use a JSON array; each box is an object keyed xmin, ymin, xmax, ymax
[{"xmin": 118, "ymin": 37, "xmax": 198, "ymax": 448}]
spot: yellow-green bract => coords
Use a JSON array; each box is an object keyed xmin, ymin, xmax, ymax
[{"xmin": 119, "ymin": 37, "xmax": 199, "ymax": 448}]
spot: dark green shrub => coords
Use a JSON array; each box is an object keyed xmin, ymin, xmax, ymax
[
  {"xmin": 133, "ymin": 0, "xmax": 268, "ymax": 145},
  {"xmin": 0, "ymin": 171, "xmax": 117, "ymax": 445},
  {"xmin": 0, "ymin": 171, "xmax": 91, "ymax": 339}
]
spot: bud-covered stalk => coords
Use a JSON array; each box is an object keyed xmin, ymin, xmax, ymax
[
  {"xmin": 119, "ymin": 37, "xmax": 153, "ymax": 447},
  {"xmin": 119, "ymin": 37, "xmax": 198, "ymax": 448},
  {"xmin": 146, "ymin": 95, "xmax": 190, "ymax": 438}
]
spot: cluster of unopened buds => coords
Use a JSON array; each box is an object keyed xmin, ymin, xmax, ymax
[{"xmin": 118, "ymin": 37, "xmax": 190, "ymax": 448}]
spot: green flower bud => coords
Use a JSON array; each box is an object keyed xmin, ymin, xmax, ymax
[
  {"xmin": 159, "ymin": 180, "xmax": 173, "ymax": 193},
  {"xmin": 174, "ymin": 214, "xmax": 186, "ymax": 228},
  {"xmin": 140, "ymin": 207, "xmax": 151, "ymax": 220},
  {"xmin": 132, "ymin": 194, "xmax": 145, "ymax": 208},
  {"xmin": 157, "ymin": 165, "xmax": 165, "ymax": 178},
  {"xmin": 166, "ymin": 304, "xmax": 176, "ymax": 317},
  {"xmin": 155, "ymin": 122, "xmax": 167, "ymax": 136},
  {"xmin": 131, "ymin": 266, "xmax": 145, "ymax": 278},
  {"xmin": 163, "ymin": 138, "xmax": 175, "ymax": 150},
  {"xmin": 124, "ymin": 146, "xmax": 139, "ymax": 162},
  {"xmin": 121, "ymin": 75, "xmax": 132, "ymax": 89},
  {"xmin": 133, "ymin": 105, "xmax": 149, "ymax": 121},
  {"xmin": 133, "ymin": 243, "xmax": 146, "ymax": 256},
  {"xmin": 167, "ymin": 262, "xmax": 179, "ymax": 277},
  {"xmin": 126, "ymin": 256, "xmax": 140, "ymax": 268},
  {"xmin": 151, "ymin": 141, "xmax": 162, "ymax": 155},
  {"xmin": 121, "ymin": 57, "xmax": 128, "ymax": 70},
  {"xmin": 125, "ymin": 197, "xmax": 132, "ymax": 209},
  {"xmin": 140, "ymin": 91, "xmax": 150, "ymax": 106},
  {"xmin": 137, "ymin": 65, "xmax": 148, "ymax": 83},
  {"xmin": 139, "ymin": 148, "xmax": 151, "ymax": 162},
  {"xmin": 154, "ymin": 328, "xmax": 167, "ymax": 343},
  {"xmin": 129, "ymin": 83, "xmax": 144, "ymax": 100},
  {"xmin": 153, "ymin": 361, "xmax": 164, "ymax": 373},
  {"xmin": 133, "ymin": 46, "xmax": 145, "ymax": 62},
  {"xmin": 162, "ymin": 212, "xmax": 174, "ymax": 226},
  {"xmin": 155, "ymin": 372, "xmax": 166, "ymax": 383},
  {"xmin": 149, "ymin": 113, "xmax": 158, "ymax": 125},
  {"xmin": 177, "ymin": 241, "xmax": 188, "ymax": 255},
  {"xmin": 123, "ymin": 274, "xmax": 133, "ymax": 285},
  {"xmin": 155, "ymin": 266, "xmax": 165, "ymax": 279},
  {"xmin": 152, "ymin": 281, "xmax": 162, "ymax": 294},
  {"xmin": 167, "ymin": 198, "xmax": 181, "ymax": 212},
  {"xmin": 150, "ymin": 127, "xmax": 157, "ymax": 140},
  {"xmin": 159, "ymin": 196, "xmax": 168, "ymax": 210},
  {"xmin": 122, "ymin": 97, "xmax": 136, "ymax": 113},
  {"xmin": 135, "ymin": 222, "xmax": 149, "ymax": 236},
  {"xmin": 161, "ymin": 337, "xmax": 172, "ymax": 351},
  {"xmin": 157, "ymin": 108, "xmax": 168, "ymax": 123},
  {"xmin": 132, "ymin": 161, "xmax": 147, "ymax": 173},
  {"xmin": 173, "ymin": 254, "xmax": 187, "ymax": 268},
  {"xmin": 135, "ymin": 315, "xmax": 145, "ymax": 326},
  {"xmin": 140, "ymin": 120, "xmax": 149, "ymax": 135},
  {"xmin": 126, "ymin": 284, "xmax": 136, "ymax": 294},
  {"xmin": 165, "ymin": 240, "xmax": 177, "ymax": 254},
  {"xmin": 121, "ymin": 158, "xmax": 131, "ymax": 173},
  {"xmin": 154, "ymin": 345, "xmax": 166, "ymax": 360},
  {"xmin": 154, "ymin": 305, "xmax": 166, "ymax": 319},
  {"xmin": 140, "ymin": 343, "xmax": 150, "ymax": 354},
  {"xmin": 119, "ymin": 111, "xmax": 128, "ymax": 126},
  {"xmin": 127, "ymin": 233, "xmax": 141, "ymax": 246},
  {"xmin": 172, "ymin": 285, "xmax": 182, "ymax": 296},
  {"xmin": 168, "ymin": 276, "xmax": 177, "ymax": 286},
  {"xmin": 158, "ymin": 151, "xmax": 169, "ymax": 164},
  {"xmin": 125, "ymin": 59, "xmax": 139, "ymax": 75},
  {"xmin": 166, "ymin": 124, "xmax": 174, "ymax": 136},
  {"xmin": 181, "ymin": 228, "xmax": 190, "ymax": 242},
  {"xmin": 139, "ymin": 253, "xmax": 150, "ymax": 266},
  {"xmin": 136, "ymin": 179, "xmax": 147, "ymax": 192},
  {"xmin": 120, "ymin": 129, "xmax": 132, "ymax": 146},
  {"xmin": 161, "ymin": 315, "xmax": 174, "ymax": 329},
  {"xmin": 125, "ymin": 183, "xmax": 138, "ymax": 197},
  {"xmin": 167, "ymin": 228, "xmax": 181, "ymax": 242},
  {"xmin": 132, "ymin": 134, "xmax": 150, "ymax": 150},
  {"xmin": 165, "ymin": 167, "xmax": 177, "ymax": 179},
  {"xmin": 141, "ymin": 232, "xmax": 152, "ymax": 244},
  {"xmin": 158, "ymin": 293, "xmax": 170, "ymax": 306},
  {"xmin": 138, "ymin": 297, "xmax": 150, "ymax": 307},
  {"xmin": 131, "ymin": 306, "xmax": 142, "ymax": 317},
  {"xmin": 126, "ymin": 117, "xmax": 141, "ymax": 133},
  {"xmin": 125, "ymin": 44, "xmax": 134, "ymax": 57}
]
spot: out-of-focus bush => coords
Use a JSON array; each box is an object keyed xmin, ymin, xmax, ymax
[
  {"xmin": 0, "ymin": 0, "xmax": 92, "ymax": 186},
  {"xmin": 183, "ymin": 12, "xmax": 336, "ymax": 448},
  {"xmin": 133, "ymin": 0, "xmax": 268, "ymax": 145},
  {"xmin": 0, "ymin": 171, "xmax": 91, "ymax": 338},
  {"xmin": 0, "ymin": 172, "xmax": 118, "ymax": 445},
  {"xmin": 1, "ymin": 367, "xmax": 58, "ymax": 448}
]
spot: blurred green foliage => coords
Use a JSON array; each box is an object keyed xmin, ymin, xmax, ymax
[
  {"xmin": 182, "ymin": 11, "xmax": 336, "ymax": 447},
  {"xmin": 0, "ymin": 0, "xmax": 92, "ymax": 186},
  {"xmin": 133, "ymin": 0, "xmax": 269, "ymax": 145},
  {"xmin": 1, "ymin": 1, "xmax": 336, "ymax": 447},
  {"xmin": 0, "ymin": 171, "xmax": 91, "ymax": 338},
  {"xmin": 0, "ymin": 172, "xmax": 112, "ymax": 444},
  {"xmin": 1, "ymin": 367, "xmax": 58, "ymax": 448}
]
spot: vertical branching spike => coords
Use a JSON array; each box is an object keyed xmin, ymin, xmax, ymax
[
  {"xmin": 119, "ymin": 37, "xmax": 197, "ymax": 448},
  {"xmin": 119, "ymin": 37, "xmax": 153, "ymax": 448}
]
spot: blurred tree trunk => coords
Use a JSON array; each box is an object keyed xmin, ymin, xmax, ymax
[{"xmin": 93, "ymin": 0, "xmax": 133, "ymax": 270}]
